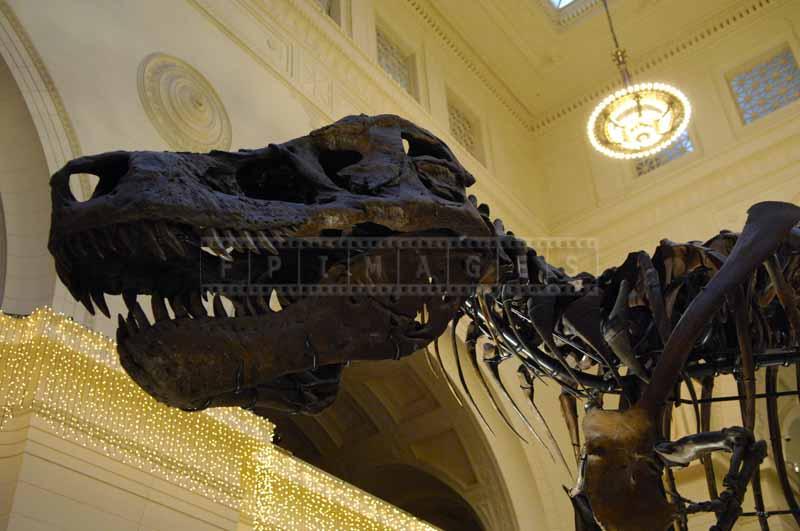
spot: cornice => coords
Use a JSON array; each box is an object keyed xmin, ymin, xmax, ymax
[
  {"xmin": 530, "ymin": 0, "xmax": 782, "ymax": 134},
  {"xmin": 0, "ymin": 1, "xmax": 82, "ymax": 161},
  {"xmin": 403, "ymin": 0, "xmax": 536, "ymax": 129},
  {"xmin": 394, "ymin": 0, "xmax": 786, "ymax": 137}
]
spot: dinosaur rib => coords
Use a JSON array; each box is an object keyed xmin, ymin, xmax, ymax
[
  {"xmin": 450, "ymin": 314, "xmax": 494, "ymax": 434},
  {"xmin": 433, "ymin": 336, "xmax": 464, "ymax": 407},
  {"xmin": 640, "ymin": 202, "xmax": 800, "ymax": 416},
  {"xmin": 464, "ymin": 319, "xmax": 528, "ymax": 442}
]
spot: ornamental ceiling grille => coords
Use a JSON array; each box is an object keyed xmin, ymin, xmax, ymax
[
  {"xmin": 634, "ymin": 130, "xmax": 695, "ymax": 176},
  {"xmin": 448, "ymin": 101, "xmax": 479, "ymax": 159},
  {"xmin": 730, "ymin": 47, "xmax": 800, "ymax": 124},
  {"xmin": 376, "ymin": 28, "xmax": 414, "ymax": 96}
]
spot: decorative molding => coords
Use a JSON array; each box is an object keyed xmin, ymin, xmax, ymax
[
  {"xmin": 0, "ymin": 2, "xmax": 82, "ymax": 168},
  {"xmin": 137, "ymin": 52, "xmax": 232, "ymax": 152},
  {"xmin": 530, "ymin": 0, "xmax": 782, "ymax": 133},
  {"xmin": 403, "ymin": 0, "xmax": 535, "ymax": 128},
  {"xmin": 0, "ymin": 1, "xmax": 88, "ymax": 323}
]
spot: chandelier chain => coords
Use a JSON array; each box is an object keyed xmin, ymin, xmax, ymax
[{"xmin": 601, "ymin": 0, "xmax": 632, "ymax": 85}]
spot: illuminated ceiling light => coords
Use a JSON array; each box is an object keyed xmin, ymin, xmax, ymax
[{"xmin": 587, "ymin": 0, "xmax": 691, "ymax": 159}]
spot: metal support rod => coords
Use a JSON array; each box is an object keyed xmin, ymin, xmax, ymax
[
  {"xmin": 673, "ymin": 389, "xmax": 800, "ymax": 405},
  {"xmin": 601, "ymin": 0, "xmax": 633, "ymax": 85},
  {"xmin": 741, "ymin": 510, "xmax": 800, "ymax": 517}
]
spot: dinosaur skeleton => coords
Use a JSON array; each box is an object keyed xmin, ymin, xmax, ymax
[{"xmin": 47, "ymin": 115, "xmax": 800, "ymax": 530}]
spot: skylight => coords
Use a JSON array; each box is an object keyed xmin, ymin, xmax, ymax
[{"xmin": 550, "ymin": 0, "xmax": 578, "ymax": 8}]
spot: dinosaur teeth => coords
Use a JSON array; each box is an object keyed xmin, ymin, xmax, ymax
[
  {"xmin": 131, "ymin": 300, "xmax": 151, "ymax": 328},
  {"xmin": 58, "ymin": 267, "xmax": 82, "ymax": 302},
  {"xmin": 269, "ymin": 290, "xmax": 283, "ymax": 312},
  {"xmin": 212, "ymin": 293, "xmax": 228, "ymax": 317},
  {"xmin": 98, "ymin": 226, "xmax": 119, "ymax": 255},
  {"xmin": 125, "ymin": 314, "xmax": 139, "ymax": 335},
  {"xmin": 188, "ymin": 291, "xmax": 207, "ymax": 318},
  {"xmin": 158, "ymin": 223, "xmax": 186, "ymax": 257},
  {"xmin": 79, "ymin": 291, "xmax": 95, "ymax": 316},
  {"xmin": 86, "ymin": 230, "xmax": 105, "ymax": 259},
  {"xmin": 121, "ymin": 291, "xmax": 151, "ymax": 328},
  {"xmin": 71, "ymin": 235, "xmax": 89, "ymax": 258},
  {"xmin": 143, "ymin": 223, "xmax": 167, "ymax": 261},
  {"xmin": 151, "ymin": 294, "xmax": 170, "ymax": 322},
  {"xmin": 242, "ymin": 230, "xmax": 260, "ymax": 254},
  {"xmin": 255, "ymin": 230, "xmax": 279, "ymax": 255},
  {"xmin": 122, "ymin": 290, "xmax": 137, "ymax": 310},
  {"xmin": 207, "ymin": 228, "xmax": 234, "ymax": 261},
  {"xmin": 91, "ymin": 289, "xmax": 110, "ymax": 318},
  {"xmin": 117, "ymin": 225, "xmax": 137, "ymax": 254},
  {"xmin": 117, "ymin": 314, "xmax": 127, "ymax": 339},
  {"xmin": 230, "ymin": 298, "xmax": 247, "ymax": 317},
  {"xmin": 255, "ymin": 291, "xmax": 271, "ymax": 313},
  {"xmin": 225, "ymin": 229, "xmax": 244, "ymax": 252},
  {"xmin": 169, "ymin": 295, "xmax": 190, "ymax": 318}
]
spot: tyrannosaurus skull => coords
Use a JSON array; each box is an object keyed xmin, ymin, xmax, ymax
[{"xmin": 48, "ymin": 114, "xmax": 492, "ymax": 416}]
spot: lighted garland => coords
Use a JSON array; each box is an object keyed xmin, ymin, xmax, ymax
[{"xmin": 0, "ymin": 308, "xmax": 434, "ymax": 530}]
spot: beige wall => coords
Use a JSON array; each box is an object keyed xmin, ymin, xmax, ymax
[{"xmin": 534, "ymin": 0, "xmax": 800, "ymax": 271}]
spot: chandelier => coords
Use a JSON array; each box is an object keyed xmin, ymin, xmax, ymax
[{"xmin": 587, "ymin": 0, "xmax": 691, "ymax": 159}]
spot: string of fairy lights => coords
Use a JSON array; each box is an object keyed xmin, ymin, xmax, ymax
[{"xmin": 0, "ymin": 308, "xmax": 435, "ymax": 531}]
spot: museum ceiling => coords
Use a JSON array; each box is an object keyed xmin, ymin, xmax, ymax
[{"xmin": 427, "ymin": 0, "xmax": 746, "ymax": 116}]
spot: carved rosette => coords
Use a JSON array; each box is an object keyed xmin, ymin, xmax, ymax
[{"xmin": 137, "ymin": 53, "xmax": 232, "ymax": 152}]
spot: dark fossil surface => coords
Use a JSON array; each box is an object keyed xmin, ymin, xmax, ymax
[{"xmin": 49, "ymin": 114, "xmax": 800, "ymax": 531}]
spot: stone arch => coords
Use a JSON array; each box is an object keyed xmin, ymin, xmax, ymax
[
  {"xmin": 354, "ymin": 463, "xmax": 484, "ymax": 531},
  {"xmin": 0, "ymin": 3, "xmax": 83, "ymax": 317},
  {"xmin": 0, "ymin": 193, "xmax": 5, "ymax": 306},
  {"xmin": 273, "ymin": 352, "xmax": 527, "ymax": 531}
]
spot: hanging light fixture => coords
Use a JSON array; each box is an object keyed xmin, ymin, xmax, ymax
[{"xmin": 587, "ymin": 0, "xmax": 691, "ymax": 159}]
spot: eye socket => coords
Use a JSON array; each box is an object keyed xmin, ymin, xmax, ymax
[
  {"xmin": 68, "ymin": 154, "xmax": 130, "ymax": 202},
  {"xmin": 401, "ymin": 133, "xmax": 453, "ymax": 161},
  {"xmin": 236, "ymin": 156, "xmax": 318, "ymax": 204},
  {"xmin": 69, "ymin": 174, "xmax": 99, "ymax": 202},
  {"xmin": 318, "ymin": 149, "xmax": 363, "ymax": 190}
]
